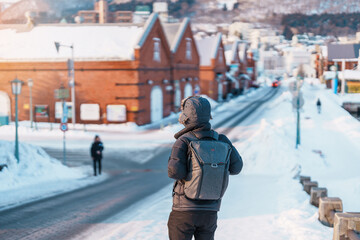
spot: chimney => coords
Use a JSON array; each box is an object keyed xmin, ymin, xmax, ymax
[{"xmin": 98, "ymin": 0, "xmax": 108, "ymax": 24}]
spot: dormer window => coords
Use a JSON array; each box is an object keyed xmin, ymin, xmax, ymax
[
  {"xmin": 153, "ymin": 38, "xmax": 161, "ymax": 62},
  {"xmin": 186, "ymin": 38, "xmax": 192, "ymax": 60}
]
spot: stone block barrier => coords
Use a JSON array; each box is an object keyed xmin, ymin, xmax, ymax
[
  {"xmin": 333, "ymin": 212, "xmax": 360, "ymax": 240},
  {"xmin": 303, "ymin": 181, "xmax": 318, "ymax": 195},
  {"xmin": 310, "ymin": 187, "xmax": 328, "ymax": 207},
  {"xmin": 299, "ymin": 176, "xmax": 311, "ymax": 185},
  {"xmin": 319, "ymin": 197, "xmax": 343, "ymax": 227}
]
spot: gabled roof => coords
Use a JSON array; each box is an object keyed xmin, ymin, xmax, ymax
[
  {"xmin": 328, "ymin": 43, "xmax": 360, "ymax": 61},
  {"xmin": 0, "ymin": 13, "xmax": 159, "ymax": 62},
  {"xmin": 225, "ymin": 40, "xmax": 239, "ymax": 65},
  {"xmin": 162, "ymin": 18, "xmax": 189, "ymax": 53},
  {"xmin": 196, "ymin": 33, "xmax": 222, "ymax": 66}
]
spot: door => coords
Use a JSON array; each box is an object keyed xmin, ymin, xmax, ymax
[
  {"xmin": 184, "ymin": 83, "xmax": 193, "ymax": 98},
  {"xmin": 218, "ymin": 82, "xmax": 223, "ymax": 101},
  {"xmin": 151, "ymin": 86, "xmax": 163, "ymax": 123},
  {"xmin": 0, "ymin": 91, "xmax": 10, "ymax": 125}
]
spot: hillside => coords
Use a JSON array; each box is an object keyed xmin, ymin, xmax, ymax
[{"xmin": 0, "ymin": 0, "xmax": 93, "ymax": 24}]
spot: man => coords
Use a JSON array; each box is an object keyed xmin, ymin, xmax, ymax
[
  {"xmin": 90, "ymin": 135, "xmax": 104, "ymax": 176},
  {"xmin": 168, "ymin": 96, "xmax": 243, "ymax": 240},
  {"xmin": 316, "ymin": 98, "xmax": 322, "ymax": 114}
]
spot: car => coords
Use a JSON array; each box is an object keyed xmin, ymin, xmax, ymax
[{"xmin": 272, "ymin": 80, "xmax": 280, "ymax": 88}]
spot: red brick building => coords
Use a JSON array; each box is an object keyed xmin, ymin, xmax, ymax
[
  {"xmin": 0, "ymin": 13, "xmax": 173, "ymax": 125},
  {"xmin": 196, "ymin": 33, "xmax": 227, "ymax": 101},
  {"xmin": 163, "ymin": 18, "xmax": 200, "ymax": 111}
]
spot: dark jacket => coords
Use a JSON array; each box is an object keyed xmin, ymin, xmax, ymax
[
  {"xmin": 168, "ymin": 124, "xmax": 243, "ymax": 212},
  {"xmin": 91, "ymin": 141, "xmax": 104, "ymax": 159}
]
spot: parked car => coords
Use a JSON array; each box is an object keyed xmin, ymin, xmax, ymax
[{"xmin": 272, "ymin": 80, "xmax": 280, "ymax": 88}]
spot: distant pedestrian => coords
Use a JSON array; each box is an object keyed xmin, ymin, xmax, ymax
[
  {"xmin": 90, "ymin": 135, "xmax": 104, "ymax": 176},
  {"xmin": 167, "ymin": 96, "xmax": 243, "ymax": 240},
  {"xmin": 316, "ymin": 98, "xmax": 322, "ymax": 114}
]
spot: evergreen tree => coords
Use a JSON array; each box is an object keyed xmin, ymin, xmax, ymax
[{"xmin": 283, "ymin": 25, "xmax": 294, "ymax": 40}]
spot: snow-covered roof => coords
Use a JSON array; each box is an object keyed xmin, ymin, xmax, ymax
[
  {"xmin": 224, "ymin": 40, "xmax": 239, "ymax": 65},
  {"xmin": 196, "ymin": 33, "xmax": 222, "ymax": 66},
  {"xmin": 162, "ymin": 18, "xmax": 189, "ymax": 53},
  {"xmin": 328, "ymin": 43, "xmax": 360, "ymax": 61},
  {"xmin": 0, "ymin": 13, "xmax": 159, "ymax": 62}
]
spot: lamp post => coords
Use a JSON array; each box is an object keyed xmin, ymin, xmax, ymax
[
  {"xmin": 11, "ymin": 77, "xmax": 24, "ymax": 163},
  {"xmin": 54, "ymin": 41, "xmax": 76, "ymax": 127},
  {"xmin": 27, "ymin": 78, "xmax": 33, "ymax": 128},
  {"xmin": 330, "ymin": 64, "xmax": 338, "ymax": 94}
]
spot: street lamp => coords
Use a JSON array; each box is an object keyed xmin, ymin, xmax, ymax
[
  {"xmin": 54, "ymin": 41, "xmax": 76, "ymax": 127},
  {"xmin": 27, "ymin": 78, "xmax": 33, "ymax": 128},
  {"xmin": 330, "ymin": 64, "xmax": 338, "ymax": 94},
  {"xmin": 11, "ymin": 77, "xmax": 24, "ymax": 163}
]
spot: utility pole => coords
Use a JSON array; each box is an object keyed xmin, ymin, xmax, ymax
[
  {"xmin": 290, "ymin": 66, "xmax": 304, "ymax": 149},
  {"xmin": 55, "ymin": 42, "xmax": 76, "ymax": 127}
]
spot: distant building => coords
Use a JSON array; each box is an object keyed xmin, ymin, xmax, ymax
[
  {"xmin": 153, "ymin": 2, "xmax": 168, "ymax": 22},
  {"xmin": 162, "ymin": 18, "xmax": 200, "ymax": 111},
  {"xmin": 133, "ymin": 5, "xmax": 151, "ymax": 24},
  {"xmin": 283, "ymin": 48, "xmax": 311, "ymax": 75},
  {"xmin": 196, "ymin": 33, "xmax": 228, "ymax": 101},
  {"xmin": 0, "ymin": 13, "xmax": 174, "ymax": 125},
  {"xmin": 78, "ymin": 10, "xmax": 99, "ymax": 23},
  {"xmin": 77, "ymin": 0, "xmax": 133, "ymax": 24},
  {"xmin": 327, "ymin": 43, "xmax": 360, "ymax": 71}
]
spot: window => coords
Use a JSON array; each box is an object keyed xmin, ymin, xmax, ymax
[
  {"xmin": 218, "ymin": 47, "xmax": 223, "ymax": 63},
  {"xmin": 185, "ymin": 38, "xmax": 192, "ymax": 60},
  {"xmin": 153, "ymin": 38, "xmax": 161, "ymax": 62}
]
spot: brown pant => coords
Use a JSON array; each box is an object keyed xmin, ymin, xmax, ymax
[{"xmin": 168, "ymin": 210, "xmax": 217, "ymax": 240}]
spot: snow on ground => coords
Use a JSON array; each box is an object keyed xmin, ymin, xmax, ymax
[
  {"xmin": 0, "ymin": 140, "xmax": 107, "ymax": 210},
  {"xmin": 0, "ymin": 86, "xmax": 269, "ymax": 210},
  {"xmin": 73, "ymin": 78, "xmax": 360, "ymax": 240}
]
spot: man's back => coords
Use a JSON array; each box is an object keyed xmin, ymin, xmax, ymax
[{"xmin": 167, "ymin": 96, "xmax": 243, "ymax": 240}]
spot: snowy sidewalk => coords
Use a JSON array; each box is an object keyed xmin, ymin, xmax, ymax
[{"xmin": 72, "ymin": 78, "xmax": 360, "ymax": 240}]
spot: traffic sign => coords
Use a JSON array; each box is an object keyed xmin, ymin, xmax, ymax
[
  {"xmin": 55, "ymin": 88, "xmax": 69, "ymax": 100},
  {"xmin": 61, "ymin": 102, "xmax": 68, "ymax": 123},
  {"xmin": 60, "ymin": 123, "xmax": 68, "ymax": 132},
  {"xmin": 292, "ymin": 95, "xmax": 304, "ymax": 109}
]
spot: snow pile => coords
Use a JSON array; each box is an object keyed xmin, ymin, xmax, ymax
[{"xmin": 0, "ymin": 140, "xmax": 87, "ymax": 191}]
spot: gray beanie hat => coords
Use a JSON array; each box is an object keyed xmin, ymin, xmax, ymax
[{"xmin": 178, "ymin": 96, "xmax": 212, "ymax": 125}]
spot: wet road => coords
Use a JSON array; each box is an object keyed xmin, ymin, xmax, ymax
[{"xmin": 0, "ymin": 87, "xmax": 279, "ymax": 240}]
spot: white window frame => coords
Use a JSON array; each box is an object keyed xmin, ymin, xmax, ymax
[{"xmin": 153, "ymin": 38, "xmax": 161, "ymax": 62}]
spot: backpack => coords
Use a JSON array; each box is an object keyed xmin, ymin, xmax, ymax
[{"xmin": 183, "ymin": 131, "xmax": 232, "ymax": 201}]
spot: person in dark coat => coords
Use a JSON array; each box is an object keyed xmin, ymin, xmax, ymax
[
  {"xmin": 316, "ymin": 98, "xmax": 322, "ymax": 114},
  {"xmin": 91, "ymin": 135, "xmax": 104, "ymax": 176},
  {"xmin": 167, "ymin": 96, "xmax": 243, "ymax": 240}
]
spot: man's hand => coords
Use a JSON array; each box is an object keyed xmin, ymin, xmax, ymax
[{"xmin": 97, "ymin": 151, "xmax": 100, "ymax": 155}]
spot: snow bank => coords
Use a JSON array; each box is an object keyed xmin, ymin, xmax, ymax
[{"xmin": 0, "ymin": 140, "xmax": 87, "ymax": 191}]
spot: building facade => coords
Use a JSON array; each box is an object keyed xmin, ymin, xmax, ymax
[
  {"xmin": 0, "ymin": 13, "xmax": 173, "ymax": 125},
  {"xmin": 196, "ymin": 33, "xmax": 227, "ymax": 101}
]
